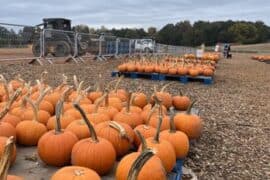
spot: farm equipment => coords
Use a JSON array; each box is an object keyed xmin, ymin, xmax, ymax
[{"xmin": 32, "ymin": 18, "xmax": 93, "ymax": 57}]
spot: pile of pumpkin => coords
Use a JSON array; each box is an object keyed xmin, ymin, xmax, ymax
[
  {"xmin": 0, "ymin": 73, "xmax": 202, "ymax": 180},
  {"xmin": 251, "ymin": 55, "xmax": 270, "ymax": 61},
  {"xmin": 118, "ymin": 56, "xmax": 216, "ymax": 77},
  {"xmin": 184, "ymin": 53, "xmax": 220, "ymax": 62}
]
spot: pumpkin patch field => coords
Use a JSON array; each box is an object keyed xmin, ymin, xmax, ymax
[{"xmin": 0, "ymin": 53, "xmax": 269, "ymax": 179}]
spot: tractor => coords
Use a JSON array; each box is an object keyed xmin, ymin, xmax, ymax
[{"xmin": 32, "ymin": 18, "xmax": 92, "ymax": 57}]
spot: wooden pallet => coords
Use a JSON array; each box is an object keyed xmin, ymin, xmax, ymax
[{"xmin": 112, "ymin": 71, "xmax": 213, "ymax": 85}]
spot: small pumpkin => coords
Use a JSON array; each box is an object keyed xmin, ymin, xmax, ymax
[
  {"xmin": 71, "ymin": 103, "xmax": 116, "ymax": 175},
  {"xmin": 16, "ymin": 97, "xmax": 47, "ymax": 146},
  {"xmin": 116, "ymin": 148, "xmax": 166, "ymax": 180},
  {"xmin": 114, "ymin": 93, "xmax": 143, "ymax": 128},
  {"xmin": 174, "ymin": 101, "xmax": 202, "ymax": 139},
  {"xmin": 95, "ymin": 121, "xmax": 134, "ymax": 157},
  {"xmin": 172, "ymin": 90, "xmax": 191, "ymax": 111},
  {"xmin": 139, "ymin": 105, "xmax": 176, "ymax": 172},
  {"xmin": 38, "ymin": 97, "xmax": 78, "ymax": 166},
  {"xmin": 160, "ymin": 107, "xmax": 189, "ymax": 159},
  {"xmin": 50, "ymin": 166, "xmax": 101, "ymax": 180}
]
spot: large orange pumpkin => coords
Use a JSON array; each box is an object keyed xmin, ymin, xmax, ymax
[
  {"xmin": 71, "ymin": 103, "xmax": 116, "ymax": 175},
  {"xmin": 172, "ymin": 91, "xmax": 191, "ymax": 111}
]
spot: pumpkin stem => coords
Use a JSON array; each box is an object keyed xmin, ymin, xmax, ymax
[
  {"xmin": 94, "ymin": 93, "xmax": 107, "ymax": 113},
  {"xmin": 57, "ymin": 74, "xmax": 68, "ymax": 91},
  {"xmin": 109, "ymin": 121, "xmax": 131, "ymax": 142},
  {"xmin": 169, "ymin": 107, "xmax": 176, "ymax": 133},
  {"xmin": 74, "ymin": 169, "xmax": 85, "ymax": 176},
  {"xmin": 135, "ymin": 130, "xmax": 147, "ymax": 151},
  {"xmin": 0, "ymin": 137, "xmax": 15, "ymax": 180},
  {"xmin": 73, "ymin": 75, "xmax": 79, "ymax": 90},
  {"xmin": 105, "ymin": 91, "xmax": 109, "ymax": 107},
  {"xmin": 0, "ymin": 89, "xmax": 22, "ymax": 120},
  {"xmin": 127, "ymin": 149, "xmax": 155, "ymax": 180},
  {"xmin": 105, "ymin": 79, "xmax": 117, "ymax": 92},
  {"xmin": 0, "ymin": 75, "xmax": 10, "ymax": 101},
  {"xmin": 77, "ymin": 81, "xmax": 84, "ymax": 94},
  {"xmin": 126, "ymin": 92, "xmax": 132, "ymax": 113},
  {"xmin": 114, "ymin": 75, "xmax": 124, "ymax": 93},
  {"xmin": 55, "ymin": 99, "xmax": 64, "ymax": 134},
  {"xmin": 160, "ymin": 82, "xmax": 174, "ymax": 92},
  {"xmin": 179, "ymin": 90, "xmax": 183, "ymax": 96},
  {"xmin": 145, "ymin": 104, "xmax": 158, "ymax": 125},
  {"xmin": 73, "ymin": 103, "xmax": 99, "ymax": 143},
  {"xmin": 25, "ymin": 97, "xmax": 39, "ymax": 122},
  {"xmin": 35, "ymin": 86, "xmax": 51, "ymax": 111},
  {"xmin": 95, "ymin": 74, "xmax": 102, "ymax": 92},
  {"xmin": 187, "ymin": 100, "xmax": 196, "ymax": 115},
  {"xmin": 153, "ymin": 96, "xmax": 163, "ymax": 143}
]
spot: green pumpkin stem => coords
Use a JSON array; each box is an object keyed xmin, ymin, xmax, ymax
[
  {"xmin": 135, "ymin": 130, "xmax": 147, "ymax": 151},
  {"xmin": 187, "ymin": 100, "xmax": 196, "ymax": 115},
  {"xmin": 0, "ymin": 136, "xmax": 15, "ymax": 180},
  {"xmin": 127, "ymin": 149, "xmax": 155, "ymax": 180},
  {"xmin": 73, "ymin": 103, "xmax": 99, "ymax": 143}
]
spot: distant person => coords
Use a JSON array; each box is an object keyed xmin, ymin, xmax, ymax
[{"xmin": 223, "ymin": 44, "xmax": 232, "ymax": 59}]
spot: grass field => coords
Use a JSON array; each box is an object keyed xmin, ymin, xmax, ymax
[{"xmin": 232, "ymin": 43, "xmax": 270, "ymax": 54}]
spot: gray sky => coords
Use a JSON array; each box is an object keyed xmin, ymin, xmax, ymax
[{"xmin": 0, "ymin": 0, "xmax": 269, "ymax": 29}]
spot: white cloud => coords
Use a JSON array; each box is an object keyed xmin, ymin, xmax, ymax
[{"xmin": 0, "ymin": 0, "xmax": 269, "ymax": 29}]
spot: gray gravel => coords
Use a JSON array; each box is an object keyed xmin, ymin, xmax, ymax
[{"xmin": 1, "ymin": 53, "xmax": 270, "ymax": 179}]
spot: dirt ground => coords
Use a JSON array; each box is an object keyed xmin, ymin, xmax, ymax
[{"xmin": 0, "ymin": 53, "xmax": 269, "ymax": 180}]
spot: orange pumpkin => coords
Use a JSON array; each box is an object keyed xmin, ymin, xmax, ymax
[
  {"xmin": 51, "ymin": 166, "xmax": 101, "ymax": 180},
  {"xmin": 95, "ymin": 121, "xmax": 134, "ymax": 157},
  {"xmin": 174, "ymin": 101, "xmax": 202, "ymax": 139},
  {"xmin": 38, "ymin": 99, "xmax": 78, "ymax": 166},
  {"xmin": 16, "ymin": 98, "xmax": 47, "ymax": 146},
  {"xmin": 160, "ymin": 108, "xmax": 189, "ymax": 159},
  {"xmin": 0, "ymin": 136, "xmax": 16, "ymax": 165},
  {"xmin": 172, "ymin": 91, "xmax": 191, "ymax": 111},
  {"xmin": 71, "ymin": 103, "xmax": 116, "ymax": 175}
]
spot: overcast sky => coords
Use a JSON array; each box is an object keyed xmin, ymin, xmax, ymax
[{"xmin": 0, "ymin": 0, "xmax": 269, "ymax": 29}]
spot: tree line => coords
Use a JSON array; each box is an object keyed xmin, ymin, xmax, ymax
[{"xmin": 74, "ymin": 20, "xmax": 270, "ymax": 46}]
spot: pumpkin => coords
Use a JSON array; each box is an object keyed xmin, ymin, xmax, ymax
[
  {"xmin": 22, "ymin": 87, "xmax": 51, "ymax": 125},
  {"xmin": 109, "ymin": 76, "xmax": 128, "ymax": 102},
  {"xmin": 160, "ymin": 107, "xmax": 189, "ymax": 159},
  {"xmin": 0, "ymin": 89, "xmax": 22, "ymax": 139},
  {"xmin": 133, "ymin": 105, "xmax": 157, "ymax": 147},
  {"xmin": 121, "ymin": 94, "xmax": 143, "ymax": 113},
  {"xmin": 65, "ymin": 119, "xmax": 93, "ymax": 140},
  {"xmin": 95, "ymin": 121, "xmax": 134, "ymax": 157},
  {"xmin": 116, "ymin": 148, "xmax": 166, "ymax": 180},
  {"xmin": 71, "ymin": 103, "xmax": 116, "ymax": 175},
  {"xmin": 139, "ymin": 106, "xmax": 176, "ymax": 172},
  {"xmin": 97, "ymin": 93, "xmax": 119, "ymax": 120},
  {"xmin": 132, "ymin": 92, "xmax": 148, "ymax": 109},
  {"xmin": 38, "ymin": 98, "xmax": 78, "ymax": 166},
  {"xmin": 0, "ymin": 137, "xmax": 23, "ymax": 180},
  {"xmin": 16, "ymin": 97, "xmax": 47, "ymax": 146},
  {"xmin": 172, "ymin": 90, "xmax": 191, "ymax": 111},
  {"xmin": 151, "ymin": 83, "xmax": 173, "ymax": 109},
  {"xmin": 50, "ymin": 166, "xmax": 101, "ymax": 180},
  {"xmin": 174, "ymin": 101, "xmax": 202, "ymax": 139},
  {"xmin": 87, "ymin": 94, "xmax": 110, "ymax": 124},
  {"xmin": 114, "ymin": 93, "xmax": 143, "ymax": 128}
]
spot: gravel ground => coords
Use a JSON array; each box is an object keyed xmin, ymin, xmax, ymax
[{"xmin": 1, "ymin": 53, "xmax": 269, "ymax": 180}]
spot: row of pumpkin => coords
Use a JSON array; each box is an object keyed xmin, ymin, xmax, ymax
[
  {"xmin": 0, "ymin": 73, "xmax": 202, "ymax": 180},
  {"xmin": 251, "ymin": 55, "xmax": 270, "ymax": 61},
  {"xmin": 117, "ymin": 56, "xmax": 217, "ymax": 77}
]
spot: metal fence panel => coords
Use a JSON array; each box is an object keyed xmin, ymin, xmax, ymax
[
  {"xmin": 116, "ymin": 38, "xmax": 130, "ymax": 55},
  {"xmin": 0, "ymin": 23, "xmax": 41, "ymax": 61},
  {"xmin": 76, "ymin": 33, "xmax": 100, "ymax": 57}
]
